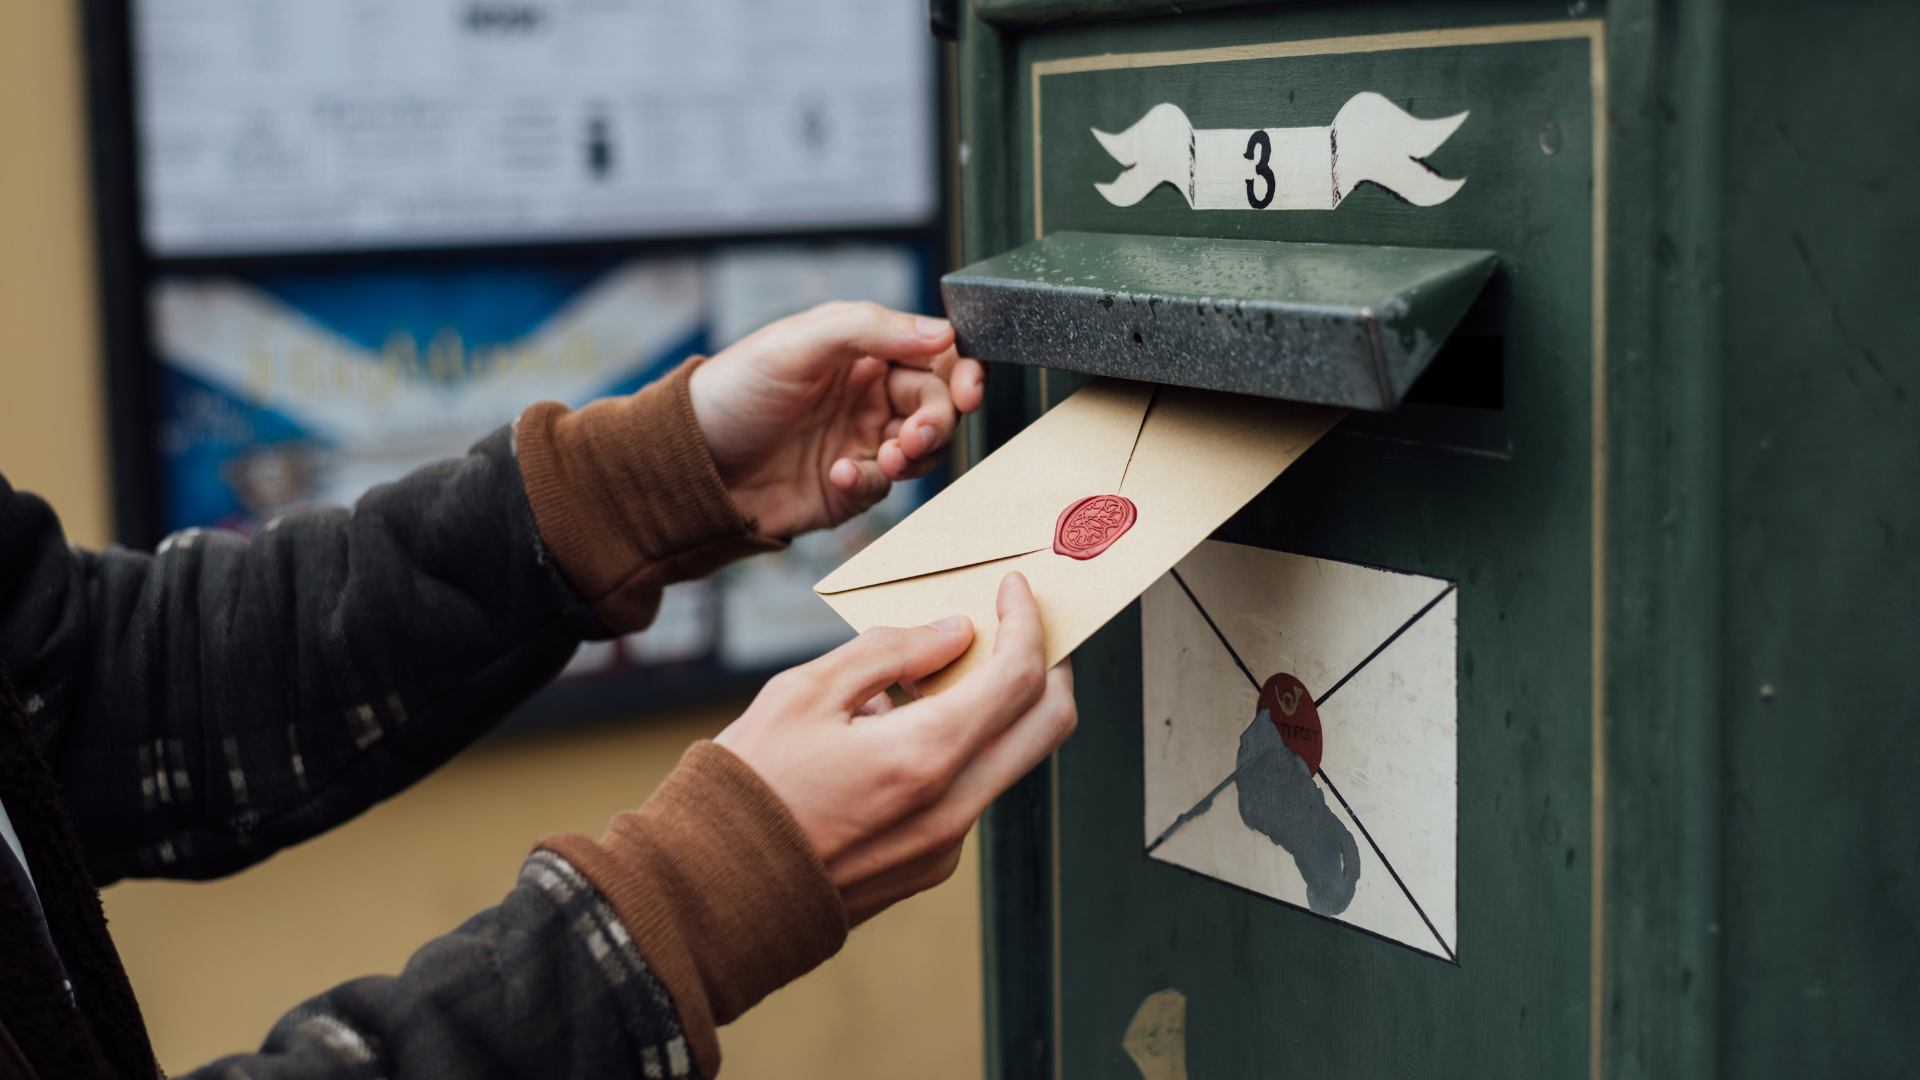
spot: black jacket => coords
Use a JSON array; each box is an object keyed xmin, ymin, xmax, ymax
[{"xmin": 0, "ymin": 427, "xmax": 698, "ymax": 1079}]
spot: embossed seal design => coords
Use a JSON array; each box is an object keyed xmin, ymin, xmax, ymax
[{"xmin": 1053, "ymin": 494, "xmax": 1137, "ymax": 559}]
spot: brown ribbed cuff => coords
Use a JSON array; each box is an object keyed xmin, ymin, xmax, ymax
[
  {"xmin": 537, "ymin": 742, "xmax": 848, "ymax": 1080},
  {"xmin": 516, "ymin": 358, "xmax": 787, "ymax": 634}
]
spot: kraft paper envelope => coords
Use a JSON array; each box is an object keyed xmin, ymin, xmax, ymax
[{"xmin": 815, "ymin": 378, "xmax": 1345, "ymax": 694}]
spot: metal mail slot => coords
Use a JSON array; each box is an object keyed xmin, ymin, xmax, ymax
[{"xmin": 942, "ymin": 231, "xmax": 1494, "ymax": 411}]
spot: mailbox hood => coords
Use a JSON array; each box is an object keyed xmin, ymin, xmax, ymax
[{"xmin": 942, "ymin": 231, "xmax": 1496, "ymax": 411}]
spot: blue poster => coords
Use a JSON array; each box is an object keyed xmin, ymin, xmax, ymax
[{"xmin": 152, "ymin": 244, "xmax": 931, "ymax": 681}]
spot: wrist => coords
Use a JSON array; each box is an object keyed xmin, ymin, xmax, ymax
[
  {"xmin": 534, "ymin": 742, "xmax": 849, "ymax": 1080},
  {"xmin": 684, "ymin": 357, "xmax": 748, "ymax": 484},
  {"xmin": 516, "ymin": 358, "xmax": 784, "ymax": 632}
]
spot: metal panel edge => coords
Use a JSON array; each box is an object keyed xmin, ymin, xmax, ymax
[{"xmin": 1597, "ymin": 2, "xmax": 1725, "ymax": 1079}]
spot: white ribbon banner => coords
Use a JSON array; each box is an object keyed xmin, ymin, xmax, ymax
[{"xmin": 1092, "ymin": 93, "xmax": 1469, "ymax": 211}]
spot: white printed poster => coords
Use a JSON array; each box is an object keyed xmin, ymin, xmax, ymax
[{"xmin": 132, "ymin": 0, "xmax": 936, "ymax": 254}]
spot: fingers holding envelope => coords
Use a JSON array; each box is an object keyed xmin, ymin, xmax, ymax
[
  {"xmin": 836, "ymin": 573, "xmax": 1076, "ymax": 921},
  {"xmin": 713, "ymin": 572, "xmax": 1078, "ymax": 923}
]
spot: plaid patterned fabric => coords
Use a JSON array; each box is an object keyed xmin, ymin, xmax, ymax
[
  {"xmin": 178, "ymin": 851, "xmax": 695, "ymax": 1080},
  {"xmin": 0, "ymin": 426, "xmax": 603, "ymax": 890},
  {"xmin": 0, "ymin": 426, "xmax": 705, "ymax": 1077}
]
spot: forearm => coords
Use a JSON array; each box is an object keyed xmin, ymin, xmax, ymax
[
  {"xmin": 176, "ymin": 851, "xmax": 695, "ymax": 1080},
  {"xmin": 175, "ymin": 742, "xmax": 844, "ymax": 1080},
  {"xmin": 2, "ymin": 361, "xmax": 785, "ymax": 886},
  {"xmin": 517, "ymin": 356, "xmax": 786, "ymax": 633},
  {"xmin": 536, "ymin": 741, "xmax": 848, "ymax": 1080},
  {"xmin": 43, "ymin": 426, "xmax": 597, "ymax": 884}
]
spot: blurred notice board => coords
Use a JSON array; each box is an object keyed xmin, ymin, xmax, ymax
[{"xmin": 132, "ymin": 0, "xmax": 936, "ymax": 256}]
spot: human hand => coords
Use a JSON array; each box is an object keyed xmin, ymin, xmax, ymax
[
  {"xmin": 714, "ymin": 572, "xmax": 1076, "ymax": 923},
  {"xmin": 687, "ymin": 301, "xmax": 987, "ymax": 539}
]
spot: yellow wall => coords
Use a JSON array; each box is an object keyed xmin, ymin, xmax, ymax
[
  {"xmin": 4, "ymin": 6, "xmax": 984, "ymax": 1076},
  {"xmin": 0, "ymin": 0, "xmax": 111, "ymax": 546}
]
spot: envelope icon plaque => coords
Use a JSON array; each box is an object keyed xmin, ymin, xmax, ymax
[
  {"xmin": 1144, "ymin": 541, "xmax": 1459, "ymax": 960},
  {"xmin": 814, "ymin": 378, "xmax": 1344, "ymax": 694}
]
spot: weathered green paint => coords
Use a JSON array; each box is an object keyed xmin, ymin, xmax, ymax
[
  {"xmin": 977, "ymin": 8, "xmax": 1602, "ymax": 1080},
  {"xmin": 961, "ymin": 0, "xmax": 1920, "ymax": 1078},
  {"xmin": 1714, "ymin": 2, "xmax": 1920, "ymax": 1073},
  {"xmin": 943, "ymin": 232, "xmax": 1496, "ymax": 408},
  {"xmin": 1045, "ymin": 26, "xmax": 1597, "ymax": 1075}
]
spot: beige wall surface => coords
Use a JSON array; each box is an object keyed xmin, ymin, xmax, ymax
[
  {"xmin": 0, "ymin": 0, "xmax": 111, "ymax": 547},
  {"xmin": 103, "ymin": 703, "xmax": 986, "ymax": 1079}
]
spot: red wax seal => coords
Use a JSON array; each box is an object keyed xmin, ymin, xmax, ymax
[
  {"xmin": 1053, "ymin": 494, "xmax": 1137, "ymax": 559},
  {"xmin": 1257, "ymin": 672, "xmax": 1322, "ymax": 776}
]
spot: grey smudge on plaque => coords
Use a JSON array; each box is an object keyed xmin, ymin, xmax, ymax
[{"xmin": 1235, "ymin": 710, "xmax": 1361, "ymax": 914}]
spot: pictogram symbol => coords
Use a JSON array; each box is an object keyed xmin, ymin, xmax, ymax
[{"xmin": 1258, "ymin": 672, "xmax": 1322, "ymax": 777}]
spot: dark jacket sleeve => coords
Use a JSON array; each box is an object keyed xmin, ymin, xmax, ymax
[
  {"xmin": 168, "ymin": 741, "xmax": 847, "ymax": 1080},
  {"xmin": 175, "ymin": 850, "xmax": 701, "ymax": 1080},
  {"xmin": 0, "ymin": 425, "xmax": 606, "ymax": 886}
]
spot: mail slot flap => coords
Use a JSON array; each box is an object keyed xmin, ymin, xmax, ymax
[{"xmin": 942, "ymin": 231, "xmax": 1496, "ymax": 411}]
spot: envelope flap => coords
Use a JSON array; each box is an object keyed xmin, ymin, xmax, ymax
[
  {"xmin": 1118, "ymin": 384, "xmax": 1345, "ymax": 519},
  {"xmin": 815, "ymin": 378, "xmax": 1156, "ymax": 594}
]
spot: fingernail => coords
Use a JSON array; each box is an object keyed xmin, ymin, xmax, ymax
[
  {"xmin": 929, "ymin": 615, "xmax": 968, "ymax": 632},
  {"xmin": 914, "ymin": 316, "xmax": 946, "ymax": 338}
]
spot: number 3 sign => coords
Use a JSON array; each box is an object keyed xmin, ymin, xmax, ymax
[{"xmin": 1092, "ymin": 93, "xmax": 1469, "ymax": 212}]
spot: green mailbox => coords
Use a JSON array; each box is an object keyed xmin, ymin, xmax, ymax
[{"xmin": 947, "ymin": 3, "xmax": 1919, "ymax": 1078}]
